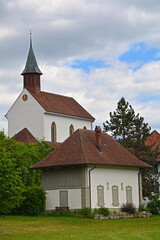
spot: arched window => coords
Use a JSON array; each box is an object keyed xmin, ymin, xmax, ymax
[
  {"xmin": 83, "ymin": 126, "xmax": 87, "ymax": 130},
  {"xmin": 51, "ymin": 122, "xmax": 56, "ymax": 142},
  {"xmin": 126, "ymin": 186, "xmax": 132, "ymax": 203},
  {"xmin": 112, "ymin": 185, "xmax": 119, "ymax": 206},
  {"xmin": 69, "ymin": 124, "xmax": 74, "ymax": 136},
  {"xmin": 97, "ymin": 185, "xmax": 104, "ymax": 207}
]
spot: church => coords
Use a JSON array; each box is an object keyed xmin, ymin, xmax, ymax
[
  {"xmin": 5, "ymin": 36, "xmax": 151, "ymax": 212},
  {"xmin": 5, "ymin": 36, "xmax": 95, "ymax": 143}
]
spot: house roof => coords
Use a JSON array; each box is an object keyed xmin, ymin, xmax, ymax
[
  {"xmin": 145, "ymin": 130, "xmax": 160, "ymax": 150},
  {"xmin": 145, "ymin": 130, "xmax": 160, "ymax": 162},
  {"xmin": 31, "ymin": 128, "xmax": 151, "ymax": 169},
  {"xmin": 13, "ymin": 128, "xmax": 38, "ymax": 144},
  {"xmin": 29, "ymin": 91, "xmax": 95, "ymax": 120}
]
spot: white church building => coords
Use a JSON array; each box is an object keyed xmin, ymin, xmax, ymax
[{"xmin": 6, "ymin": 37, "xmax": 151, "ymax": 211}]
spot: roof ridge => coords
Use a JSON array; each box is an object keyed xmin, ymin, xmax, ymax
[{"xmin": 40, "ymin": 91, "xmax": 73, "ymax": 99}]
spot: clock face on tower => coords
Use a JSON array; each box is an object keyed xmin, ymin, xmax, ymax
[{"xmin": 22, "ymin": 94, "xmax": 28, "ymax": 101}]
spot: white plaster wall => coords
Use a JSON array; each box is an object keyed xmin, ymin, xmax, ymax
[
  {"xmin": 44, "ymin": 113, "xmax": 92, "ymax": 142},
  {"xmin": 6, "ymin": 89, "xmax": 45, "ymax": 139},
  {"xmin": 45, "ymin": 189, "xmax": 81, "ymax": 210},
  {"xmin": 88, "ymin": 167, "xmax": 140, "ymax": 209}
]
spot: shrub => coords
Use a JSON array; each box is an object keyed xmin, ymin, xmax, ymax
[
  {"xmin": 20, "ymin": 186, "xmax": 46, "ymax": 216},
  {"xmin": 138, "ymin": 204, "xmax": 146, "ymax": 212},
  {"xmin": 121, "ymin": 203, "xmax": 136, "ymax": 214},
  {"xmin": 80, "ymin": 208, "xmax": 93, "ymax": 218},
  {"xmin": 147, "ymin": 195, "xmax": 160, "ymax": 215},
  {"xmin": 96, "ymin": 207, "xmax": 110, "ymax": 216}
]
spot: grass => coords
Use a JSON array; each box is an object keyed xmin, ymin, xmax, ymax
[{"xmin": 0, "ymin": 215, "xmax": 160, "ymax": 240}]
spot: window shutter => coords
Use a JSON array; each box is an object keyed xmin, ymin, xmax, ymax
[
  {"xmin": 126, "ymin": 186, "xmax": 132, "ymax": 203},
  {"xmin": 112, "ymin": 186, "xmax": 119, "ymax": 206},
  {"xmin": 97, "ymin": 185, "xmax": 104, "ymax": 207}
]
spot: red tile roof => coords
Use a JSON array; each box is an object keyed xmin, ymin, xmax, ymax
[
  {"xmin": 13, "ymin": 128, "xmax": 37, "ymax": 144},
  {"xmin": 29, "ymin": 91, "xmax": 95, "ymax": 120},
  {"xmin": 31, "ymin": 129, "xmax": 151, "ymax": 169},
  {"xmin": 145, "ymin": 130, "xmax": 160, "ymax": 162},
  {"xmin": 44, "ymin": 141, "xmax": 61, "ymax": 148},
  {"xmin": 145, "ymin": 130, "xmax": 160, "ymax": 151}
]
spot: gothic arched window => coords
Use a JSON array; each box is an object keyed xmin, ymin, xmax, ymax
[
  {"xmin": 83, "ymin": 126, "xmax": 87, "ymax": 130},
  {"xmin": 69, "ymin": 124, "xmax": 74, "ymax": 136},
  {"xmin": 51, "ymin": 122, "xmax": 57, "ymax": 142}
]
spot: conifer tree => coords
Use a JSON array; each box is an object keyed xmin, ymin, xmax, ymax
[{"xmin": 103, "ymin": 97, "xmax": 159, "ymax": 198}]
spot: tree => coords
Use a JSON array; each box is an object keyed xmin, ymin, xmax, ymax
[
  {"xmin": 103, "ymin": 97, "xmax": 159, "ymax": 198},
  {"xmin": 0, "ymin": 149, "xmax": 24, "ymax": 214},
  {"xmin": 0, "ymin": 130, "xmax": 53, "ymax": 214},
  {"xmin": 103, "ymin": 97, "xmax": 151, "ymax": 149}
]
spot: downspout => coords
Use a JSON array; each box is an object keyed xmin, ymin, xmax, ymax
[{"xmin": 89, "ymin": 166, "xmax": 96, "ymax": 208}]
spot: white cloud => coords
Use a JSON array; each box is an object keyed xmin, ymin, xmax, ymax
[{"xmin": 1, "ymin": 0, "xmax": 160, "ymax": 134}]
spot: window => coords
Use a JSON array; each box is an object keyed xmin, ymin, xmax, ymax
[
  {"xmin": 59, "ymin": 191, "xmax": 68, "ymax": 207},
  {"xmin": 97, "ymin": 185, "xmax": 104, "ymax": 207},
  {"xmin": 83, "ymin": 126, "xmax": 87, "ymax": 130},
  {"xmin": 126, "ymin": 186, "xmax": 132, "ymax": 203},
  {"xmin": 51, "ymin": 122, "xmax": 56, "ymax": 142},
  {"xmin": 112, "ymin": 185, "xmax": 119, "ymax": 206},
  {"xmin": 69, "ymin": 124, "xmax": 74, "ymax": 136}
]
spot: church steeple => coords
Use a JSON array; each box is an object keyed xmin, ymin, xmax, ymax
[{"xmin": 21, "ymin": 32, "xmax": 42, "ymax": 95}]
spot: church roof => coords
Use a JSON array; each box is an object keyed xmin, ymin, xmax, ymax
[
  {"xmin": 13, "ymin": 128, "xmax": 37, "ymax": 144},
  {"xmin": 31, "ymin": 128, "xmax": 151, "ymax": 169},
  {"xmin": 13, "ymin": 128, "xmax": 61, "ymax": 148},
  {"xmin": 21, "ymin": 37, "xmax": 42, "ymax": 75},
  {"xmin": 29, "ymin": 91, "xmax": 95, "ymax": 120}
]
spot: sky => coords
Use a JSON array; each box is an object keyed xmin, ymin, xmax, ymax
[{"xmin": 1, "ymin": 0, "xmax": 160, "ymax": 134}]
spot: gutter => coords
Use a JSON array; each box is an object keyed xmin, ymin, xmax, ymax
[{"xmin": 89, "ymin": 166, "xmax": 96, "ymax": 208}]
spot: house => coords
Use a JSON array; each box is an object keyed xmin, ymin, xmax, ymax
[
  {"xmin": 145, "ymin": 130, "xmax": 160, "ymax": 197},
  {"xmin": 31, "ymin": 126, "xmax": 150, "ymax": 212},
  {"xmin": 5, "ymin": 36, "xmax": 95, "ymax": 142}
]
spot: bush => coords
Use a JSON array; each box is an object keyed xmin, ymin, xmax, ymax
[
  {"xmin": 20, "ymin": 186, "xmax": 46, "ymax": 216},
  {"xmin": 147, "ymin": 195, "xmax": 160, "ymax": 215},
  {"xmin": 138, "ymin": 204, "xmax": 146, "ymax": 212},
  {"xmin": 80, "ymin": 208, "xmax": 93, "ymax": 218},
  {"xmin": 121, "ymin": 203, "xmax": 136, "ymax": 214},
  {"xmin": 96, "ymin": 207, "xmax": 110, "ymax": 216}
]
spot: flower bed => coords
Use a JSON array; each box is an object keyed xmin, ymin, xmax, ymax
[{"xmin": 94, "ymin": 212, "xmax": 152, "ymax": 220}]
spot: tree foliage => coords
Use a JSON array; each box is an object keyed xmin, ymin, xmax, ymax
[
  {"xmin": 0, "ymin": 130, "xmax": 53, "ymax": 214},
  {"xmin": 103, "ymin": 97, "xmax": 159, "ymax": 198}
]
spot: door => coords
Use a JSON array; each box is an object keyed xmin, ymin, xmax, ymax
[{"xmin": 60, "ymin": 191, "xmax": 68, "ymax": 207}]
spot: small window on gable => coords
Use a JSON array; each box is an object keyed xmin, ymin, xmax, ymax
[
  {"xmin": 83, "ymin": 126, "xmax": 87, "ymax": 130},
  {"xmin": 112, "ymin": 185, "xmax": 119, "ymax": 206},
  {"xmin": 70, "ymin": 124, "xmax": 74, "ymax": 136},
  {"xmin": 97, "ymin": 185, "xmax": 104, "ymax": 207},
  {"xmin": 126, "ymin": 186, "xmax": 132, "ymax": 203},
  {"xmin": 51, "ymin": 122, "xmax": 56, "ymax": 142}
]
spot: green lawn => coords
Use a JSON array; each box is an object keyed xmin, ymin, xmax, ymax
[{"xmin": 0, "ymin": 215, "xmax": 160, "ymax": 240}]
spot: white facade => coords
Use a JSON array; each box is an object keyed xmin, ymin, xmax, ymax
[
  {"xmin": 45, "ymin": 189, "xmax": 81, "ymax": 210},
  {"xmin": 44, "ymin": 166, "xmax": 141, "ymax": 211},
  {"xmin": 44, "ymin": 113, "xmax": 92, "ymax": 142},
  {"xmin": 89, "ymin": 167, "xmax": 140, "ymax": 209},
  {"xmin": 6, "ymin": 89, "xmax": 93, "ymax": 142},
  {"xmin": 6, "ymin": 89, "xmax": 44, "ymax": 139}
]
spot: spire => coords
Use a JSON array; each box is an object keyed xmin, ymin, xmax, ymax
[{"xmin": 21, "ymin": 31, "xmax": 42, "ymax": 75}]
